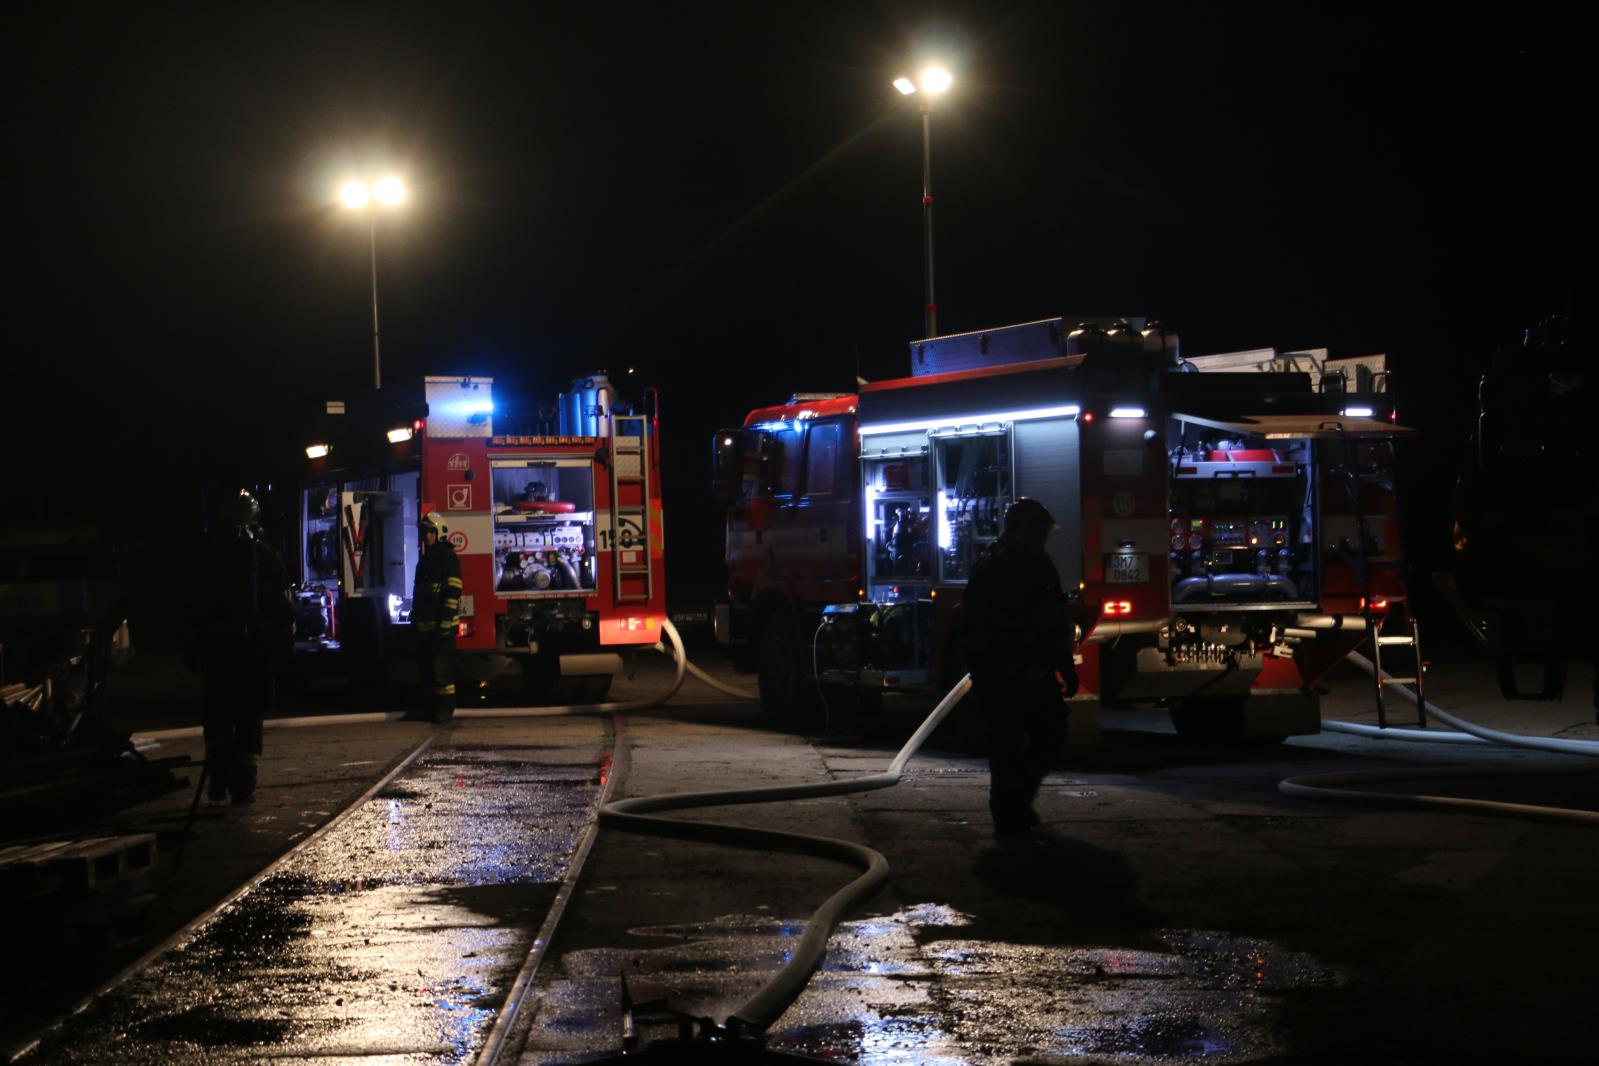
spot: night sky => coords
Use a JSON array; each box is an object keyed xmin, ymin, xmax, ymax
[{"xmin": 10, "ymin": 4, "xmax": 1591, "ymax": 610}]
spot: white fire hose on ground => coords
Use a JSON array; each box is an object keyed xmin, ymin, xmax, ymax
[
  {"xmin": 1283, "ymin": 651, "xmax": 1599, "ymax": 825},
  {"xmin": 131, "ymin": 621, "xmax": 1596, "ymax": 1044}
]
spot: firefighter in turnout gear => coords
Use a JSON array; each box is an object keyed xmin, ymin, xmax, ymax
[
  {"xmin": 194, "ymin": 489, "xmax": 292, "ymax": 804},
  {"xmin": 959, "ymin": 497, "xmax": 1078, "ymax": 838},
  {"xmin": 411, "ymin": 511, "xmax": 462, "ymax": 721}
]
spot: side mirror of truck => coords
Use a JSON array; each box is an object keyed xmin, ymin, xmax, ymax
[{"xmin": 711, "ymin": 428, "xmax": 745, "ymax": 504}]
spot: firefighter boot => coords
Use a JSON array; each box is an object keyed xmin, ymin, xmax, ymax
[
  {"xmin": 989, "ymin": 791, "xmax": 1038, "ymax": 839},
  {"xmin": 229, "ymin": 756, "xmax": 258, "ymax": 806},
  {"xmin": 429, "ymin": 681, "xmax": 456, "ymax": 722},
  {"xmin": 205, "ymin": 759, "xmax": 230, "ymax": 803}
]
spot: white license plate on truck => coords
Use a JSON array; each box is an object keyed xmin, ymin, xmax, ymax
[{"xmin": 1106, "ymin": 552, "xmax": 1149, "ymax": 583}]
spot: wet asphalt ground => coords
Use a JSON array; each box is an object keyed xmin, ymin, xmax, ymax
[
  {"xmin": 14, "ymin": 717, "xmax": 611, "ymax": 1064},
  {"xmin": 7, "ymin": 649, "xmax": 1597, "ymax": 1064}
]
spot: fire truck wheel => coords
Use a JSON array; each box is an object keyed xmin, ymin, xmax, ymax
[
  {"xmin": 521, "ymin": 655, "xmax": 569, "ymax": 705},
  {"xmin": 521, "ymin": 655, "xmax": 613, "ymax": 705},
  {"xmin": 757, "ymin": 610, "xmax": 823, "ymax": 732},
  {"xmin": 1170, "ymin": 697, "xmax": 1287, "ymax": 746},
  {"xmin": 577, "ymin": 673, "xmax": 612, "ymax": 703},
  {"xmin": 819, "ymin": 684, "xmax": 881, "ymax": 719}
]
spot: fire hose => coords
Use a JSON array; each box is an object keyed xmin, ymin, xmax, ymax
[
  {"xmin": 1283, "ymin": 651, "xmax": 1599, "ymax": 825},
  {"xmin": 132, "ymin": 624, "xmax": 1597, "ymax": 1057}
]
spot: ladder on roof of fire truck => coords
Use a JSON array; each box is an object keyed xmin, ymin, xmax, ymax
[
  {"xmin": 609, "ymin": 412, "xmax": 653, "ymax": 605},
  {"xmin": 1337, "ymin": 431, "xmax": 1427, "ymax": 729}
]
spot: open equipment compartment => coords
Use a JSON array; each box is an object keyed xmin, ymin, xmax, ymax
[
  {"xmin": 490, "ymin": 458, "xmax": 597, "ymax": 594},
  {"xmin": 1166, "ymin": 416, "xmax": 1317, "ymax": 611},
  {"xmin": 933, "ymin": 430, "xmax": 1012, "ymax": 583}
]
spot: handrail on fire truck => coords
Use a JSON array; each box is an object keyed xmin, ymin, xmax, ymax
[{"xmin": 609, "ymin": 412, "xmax": 653, "ymax": 605}]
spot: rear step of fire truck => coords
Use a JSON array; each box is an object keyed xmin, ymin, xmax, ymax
[
  {"xmin": 1340, "ymin": 434, "xmax": 1428, "ymax": 729},
  {"xmin": 610, "ymin": 412, "xmax": 653, "ymax": 605}
]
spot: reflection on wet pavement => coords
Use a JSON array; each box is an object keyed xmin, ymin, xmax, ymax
[
  {"xmin": 22, "ymin": 745, "xmax": 603, "ymax": 1065},
  {"xmin": 525, "ymin": 903, "xmax": 1341, "ymax": 1064}
]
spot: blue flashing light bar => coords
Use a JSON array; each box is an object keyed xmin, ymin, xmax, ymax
[{"xmin": 447, "ymin": 399, "xmax": 495, "ymax": 418}]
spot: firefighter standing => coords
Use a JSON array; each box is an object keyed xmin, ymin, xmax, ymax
[
  {"xmin": 960, "ymin": 497, "xmax": 1078, "ymax": 838},
  {"xmin": 411, "ymin": 511, "xmax": 462, "ymax": 721},
  {"xmin": 196, "ymin": 489, "xmax": 291, "ymax": 805}
]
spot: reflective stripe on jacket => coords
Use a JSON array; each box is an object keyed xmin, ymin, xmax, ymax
[{"xmin": 412, "ymin": 542, "xmax": 463, "ymax": 634}]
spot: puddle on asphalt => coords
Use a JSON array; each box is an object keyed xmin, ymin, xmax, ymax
[
  {"xmin": 532, "ymin": 903, "xmax": 1342, "ymax": 1064},
  {"xmin": 21, "ymin": 749, "xmax": 604, "ymax": 1065}
]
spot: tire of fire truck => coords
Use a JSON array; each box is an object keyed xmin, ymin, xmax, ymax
[
  {"xmin": 519, "ymin": 654, "xmax": 613, "ymax": 705},
  {"xmin": 456, "ymin": 654, "xmax": 514, "ymax": 683},
  {"xmin": 1493, "ymin": 650, "xmax": 1567, "ymax": 701},
  {"xmin": 1169, "ymin": 695, "xmax": 1289, "ymax": 745},
  {"xmin": 756, "ymin": 607, "xmax": 824, "ymax": 733},
  {"xmin": 817, "ymin": 684, "xmax": 882, "ymax": 722},
  {"xmin": 335, "ymin": 597, "xmax": 385, "ymax": 695}
]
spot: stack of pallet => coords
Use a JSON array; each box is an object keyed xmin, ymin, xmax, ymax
[{"xmin": 0, "ymin": 834, "xmax": 158, "ymax": 951}]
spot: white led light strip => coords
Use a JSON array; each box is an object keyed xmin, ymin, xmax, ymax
[{"xmin": 858, "ymin": 403, "xmax": 1081, "ymax": 437}]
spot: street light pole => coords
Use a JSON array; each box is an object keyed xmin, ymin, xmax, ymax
[
  {"xmin": 921, "ymin": 103, "xmax": 936, "ymax": 339},
  {"xmin": 368, "ymin": 215, "xmax": 382, "ymax": 390},
  {"xmin": 339, "ymin": 176, "xmax": 406, "ymax": 390},
  {"xmin": 896, "ymin": 65, "xmax": 951, "ymax": 339}
]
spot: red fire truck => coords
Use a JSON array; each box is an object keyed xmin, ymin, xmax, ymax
[
  {"xmin": 296, "ymin": 374, "xmax": 666, "ymax": 701},
  {"xmin": 713, "ymin": 318, "xmax": 1416, "ymax": 739}
]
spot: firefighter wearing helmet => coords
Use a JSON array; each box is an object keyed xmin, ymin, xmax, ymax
[
  {"xmin": 959, "ymin": 497, "xmax": 1078, "ymax": 838},
  {"xmin": 409, "ymin": 510, "xmax": 462, "ymax": 721},
  {"xmin": 193, "ymin": 488, "xmax": 292, "ymax": 804}
]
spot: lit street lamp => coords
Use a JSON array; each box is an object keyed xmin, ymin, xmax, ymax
[
  {"xmin": 339, "ymin": 176, "xmax": 406, "ymax": 388},
  {"xmin": 895, "ymin": 65, "xmax": 953, "ymax": 338}
]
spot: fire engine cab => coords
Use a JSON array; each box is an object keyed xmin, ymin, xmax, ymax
[
  {"xmin": 296, "ymin": 373, "xmax": 665, "ymax": 702},
  {"xmin": 714, "ymin": 318, "xmax": 1415, "ymax": 739}
]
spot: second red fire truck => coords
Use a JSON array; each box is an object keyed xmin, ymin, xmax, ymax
[
  {"xmin": 714, "ymin": 318, "xmax": 1417, "ymax": 739},
  {"xmin": 295, "ymin": 373, "xmax": 666, "ymax": 702}
]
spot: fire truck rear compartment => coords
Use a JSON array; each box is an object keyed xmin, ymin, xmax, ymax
[
  {"xmin": 1095, "ymin": 419, "xmax": 1317, "ymax": 711},
  {"xmin": 490, "ymin": 461, "xmax": 597, "ymax": 594},
  {"xmin": 1166, "ymin": 419, "xmax": 1317, "ymax": 612}
]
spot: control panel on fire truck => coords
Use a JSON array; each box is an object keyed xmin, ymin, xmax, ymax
[
  {"xmin": 490, "ymin": 461, "xmax": 597, "ymax": 593},
  {"xmin": 1167, "ymin": 434, "xmax": 1316, "ymax": 608}
]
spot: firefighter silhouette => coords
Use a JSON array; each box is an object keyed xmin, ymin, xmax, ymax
[
  {"xmin": 409, "ymin": 511, "xmax": 462, "ymax": 721},
  {"xmin": 194, "ymin": 489, "xmax": 291, "ymax": 805},
  {"xmin": 959, "ymin": 497, "xmax": 1078, "ymax": 838}
]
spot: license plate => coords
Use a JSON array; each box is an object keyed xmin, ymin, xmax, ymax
[{"xmin": 1106, "ymin": 552, "xmax": 1149, "ymax": 584}]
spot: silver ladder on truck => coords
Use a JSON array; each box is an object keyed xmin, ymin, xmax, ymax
[
  {"xmin": 608, "ymin": 413, "xmax": 653, "ymax": 605},
  {"xmin": 1340, "ymin": 434, "xmax": 1427, "ymax": 729}
]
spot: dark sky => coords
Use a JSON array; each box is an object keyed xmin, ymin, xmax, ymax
[{"xmin": 10, "ymin": 3, "xmax": 1592, "ymax": 591}]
